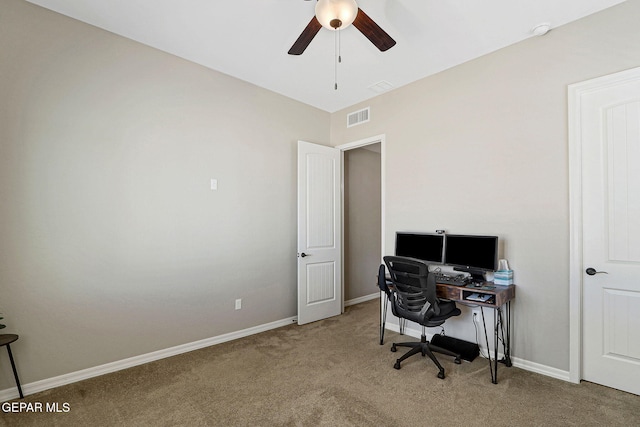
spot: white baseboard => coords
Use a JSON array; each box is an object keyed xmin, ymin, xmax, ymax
[
  {"xmin": 0, "ymin": 316, "xmax": 296, "ymax": 402},
  {"xmin": 0, "ymin": 297, "xmax": 379, "ymax": 402},
  {"xmin": 1, "ymin": 305, "xmax": 571, "ymax": 402},
  {"xmin": 345, "ymin": 292, "xmax": 379, "ymax": 307},
  {"xmin": 512, "ymin": 357, "xmax": 571, "ymax": 382},
  {"xmin": 382, "ymin": 323, "xmax": 571, "ymax": 383}
]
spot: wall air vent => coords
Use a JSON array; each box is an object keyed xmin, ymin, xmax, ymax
[{"xmin": 347, "ymin": 107, "xmax": 370, "ymax": 128}]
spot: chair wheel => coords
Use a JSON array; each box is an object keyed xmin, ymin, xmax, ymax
[
  {"xmin": 394, "ymin": 361, "xmax": 401, "ymax": 370},
  {"xmin": 391, "ymin": 345, "xmax": 397, "ymax": 353},
  {"xmin": 437, "ymin": 370, "xmax": 445, "ymax": 379},
  {"xmin": 455, "ymin": 357, "xmax": 462, "ymax": 364}
]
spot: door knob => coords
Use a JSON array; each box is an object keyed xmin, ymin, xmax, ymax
[
  {"xmin": 300, "ymin": 252, "xmax": 308, "ymax": 258},
  {"xmin": 586, "ymin": 268, "xmax": 608, "ymax": 276}
]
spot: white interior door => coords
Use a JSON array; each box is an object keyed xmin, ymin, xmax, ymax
[
  {"xmin": 297, "ymin": 141, "xmax": 342, "ymax": 325},
  {"xmin": 578, "ymin": 68, "xmax": 640, "ymax": 395}
]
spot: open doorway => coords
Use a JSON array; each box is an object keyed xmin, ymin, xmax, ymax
[{"xmin": 342, "ymin": 141, "xmax": 382, "ymax": 305}]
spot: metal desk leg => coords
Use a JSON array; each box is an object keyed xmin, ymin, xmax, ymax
[
  {"xmin": 494, "ymin": 306, "xmax": 499, "ymax": 384},
  {"xmin": 481, "ymin": 303, "xmax": 513, "ymax": 384},
  {"xmin": 379, "ymin": 290, "xmax": 404, "ymax": 344},
  {"xmin": 479, "ymin": 307, "xmax": 496, "ymax": 384},
  {"xmin": 379, "ymin": 290, "xmax": 388, "ymax": 345},
  {"xmin": 498, "ymin": 301, "xmax": 513, "ymax": 367},
  {"xmin": 6, "ymin": 344, "xmax": 24, "ymax": 399}
]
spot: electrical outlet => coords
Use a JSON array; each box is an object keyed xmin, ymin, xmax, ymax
[
  {"xmin": 235, "ymin": 299, "xmax": 242, "ymax": 310},
  {"xmin": 472, "ymin": 309, "xmax": 482, "ymax": 324}
]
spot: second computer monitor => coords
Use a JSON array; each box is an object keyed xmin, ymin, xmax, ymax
[
  {"xmin": 444, "ymin": 234, "xmax": 498, "ymax": 281},
  {"xmin": 395, "ymin": 232, "xmax": 445, "ymax": 264}
]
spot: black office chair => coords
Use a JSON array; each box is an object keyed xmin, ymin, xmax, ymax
[{"xmin": 384, "ymin": 256, "xmax": 462, "ymax": 379}]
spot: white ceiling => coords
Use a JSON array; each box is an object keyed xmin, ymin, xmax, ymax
[{"xmin": 26, "ymin": 0, "xmax": 626, "ymax": 113}]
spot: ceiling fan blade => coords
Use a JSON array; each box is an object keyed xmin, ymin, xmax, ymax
[
  {"xmin": 352, "ymin": 8, "xmax": 396, "ymax": 52},
  {"xmin": 288, "ymin": 16, "xmax": 322, "ymax": 55}
]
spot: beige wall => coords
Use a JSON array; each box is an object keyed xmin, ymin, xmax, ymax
[
  {"xmin": 330, "ymin": 0, "xmax": 640, "ymax": 371},
  {"xmin": 0, "ymin": 0, "xmax": 329, "ymax": 387},
  {"xmin": 344, "ymin": 145, "xmax": 381, "ymax": 301}
]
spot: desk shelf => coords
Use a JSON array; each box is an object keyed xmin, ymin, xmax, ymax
[{"xmin": 436, "ymin": 282, "xmax": 515, "ymax": 308}]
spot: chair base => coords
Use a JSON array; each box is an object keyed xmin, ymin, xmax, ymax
[{"xmin": 391, "ymin": 334, "xmax": 461, "ymax": 379}]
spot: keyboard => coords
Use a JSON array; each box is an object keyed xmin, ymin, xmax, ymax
[{"xmin": 433, "ymin": 272, "xmax": 469, "ymax": 286}]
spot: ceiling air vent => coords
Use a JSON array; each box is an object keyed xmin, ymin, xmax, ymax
[
  {"xmin": 347, "ymin": 107, "xmax": 370, "ymax": 128},
  {"xmin": 368, "ymin": 80, "xmax": 394, "ymax": 94}
]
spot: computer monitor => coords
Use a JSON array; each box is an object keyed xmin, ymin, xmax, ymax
[
  {"xmin": 444, "ymin": 234, "xmax": 498, "ymax": 282},
  {"xmin": 395, "ymin": 232, "xmax": 445, "ymax": 264}
]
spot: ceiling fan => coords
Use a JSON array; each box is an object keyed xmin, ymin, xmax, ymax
[{"xmin": 288, "ymin": 0, "xmax": 396, "ymax": 55}]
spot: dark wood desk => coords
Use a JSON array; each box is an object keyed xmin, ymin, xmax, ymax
[{"xmin": 380, "ymin": 281, "xmax": 515, "ymax": 384}]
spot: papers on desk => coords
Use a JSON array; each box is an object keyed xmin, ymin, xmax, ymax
[{"xmin": 465, "ymin": 293, "xmax": 493, "ymax": 303}]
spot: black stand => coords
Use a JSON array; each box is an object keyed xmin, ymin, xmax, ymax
[{"xmin": 0, "ymin": 334, "xmax": 24, "ymax": 399}]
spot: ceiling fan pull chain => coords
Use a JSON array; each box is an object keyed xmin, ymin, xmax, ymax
[
  {"xmin": 334, "ymin": 28, "xmax": 339, "ymax": 90},
  {"xmin": 338, "ymin": 26, "xmax": 342, "ymax": 64}
]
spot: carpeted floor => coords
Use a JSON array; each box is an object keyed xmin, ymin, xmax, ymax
[{"xmin": 1, "ymin": 299, "xmax": 639, "ymax": 426}]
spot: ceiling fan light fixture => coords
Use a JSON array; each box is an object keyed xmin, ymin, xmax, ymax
[{"xmin": 315, "ymin": 0, "xmax": 358, "ymax": 30}]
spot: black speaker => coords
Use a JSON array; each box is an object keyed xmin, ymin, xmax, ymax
[{"xmin": 430, "ymin": 335, "xmax": 479, "ymax": 362}]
